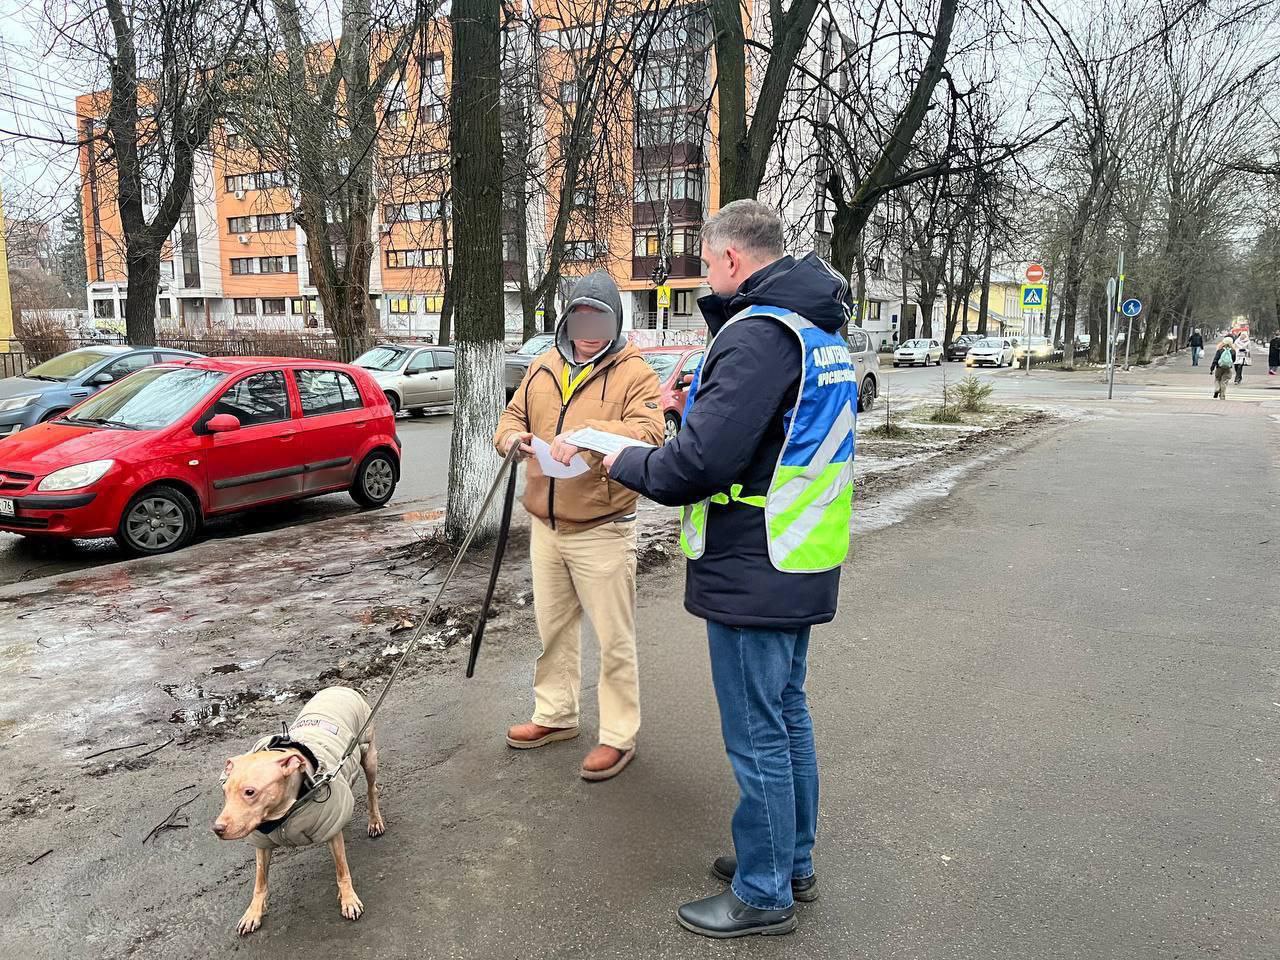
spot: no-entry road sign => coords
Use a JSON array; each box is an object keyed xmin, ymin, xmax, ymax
[{"xmin": 1025, "ymin": 263, "xmax": 1045, "ymax": 283}]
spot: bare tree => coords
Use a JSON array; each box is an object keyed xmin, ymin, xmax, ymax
[
  {"xmin": 51, "ymin": 0, "xmax": 256, "ymax": 345},
  {"xmin": 444, "ymin": 0, "xmax": 506, "ymax": 542}
]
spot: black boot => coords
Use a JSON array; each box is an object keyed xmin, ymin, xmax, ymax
[
  {"xmin": 712, "ymin": 855, "xmax": 819, "ymax": 902},
  {"xmin": 676, "ymin": 889, "xmax": 797, "ymax": 939}
]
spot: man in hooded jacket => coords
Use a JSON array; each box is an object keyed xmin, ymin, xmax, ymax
[
  {"xmin": 605, "ymin": 200, "xmax": 858, "ymax": 938},
  {"xmin": 495, "ymin": 271, "xmax": 663, "ymax": 781}
]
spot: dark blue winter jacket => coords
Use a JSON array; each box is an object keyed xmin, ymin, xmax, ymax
[{"xmin": 610, "ymin": 253, "xmax": 852, "ymax": 628}]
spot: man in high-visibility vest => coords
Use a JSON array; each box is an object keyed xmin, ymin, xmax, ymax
[{"xmin": 605, "ymin": 200, "xmax": 857, "ymax": 938}]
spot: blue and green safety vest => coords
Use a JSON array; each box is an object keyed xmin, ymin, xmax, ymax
[{"xmin": 678, "ymin": 305, "xmax": 857, "ymax": 573}]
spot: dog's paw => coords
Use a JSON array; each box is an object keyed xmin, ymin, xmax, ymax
[
  {"xmin": 339, "ymin": 888, "xmax": 364, "ymax": 921},
  {"xmin": 237, "ymin": 906, "xmax": 265, "ymax": 936},
  {"xmin": 367, "ymin": 813, "xmax": 386, "ymax": 838}
]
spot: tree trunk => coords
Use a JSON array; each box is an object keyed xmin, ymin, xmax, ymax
[
  {"xmin": 123, "ymin": 247, "xmax": 161, "ymax": 345},
  {"xmin": 976, "ymin": 243, "xmax": 992, "ymax": 335},
  {"xmin": 919, "ymin": 293, "xmax": 935, "ymax": 339},
  {"xmin": 445, "ymin": 0, "xmax": 506, "ymax": 544}
]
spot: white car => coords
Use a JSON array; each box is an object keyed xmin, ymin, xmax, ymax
[
  {"xmin": 965, "ymin": 337, "xmax": 1015, "ymax": 367},
  {"xmin": 1014, "ymin": 336, "xmax": 1053, "ymax": 360},
  {"xmin": 355, "ymin": 342, "xmax": 455, "ymax": 416},
  {"xmin": 892, "ymin": 338, "xmax": 943, "ymax": 367}
]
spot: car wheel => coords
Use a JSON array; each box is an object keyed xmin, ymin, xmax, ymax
[
  {"xmin": 351, "ymin": 450, "xmax": 398, "ymax": 508},
  {"xmin": 39, "ymin": 408, "xmax": 66, "ymax": 423},
  {"xmin": 384, "ymin": 392, "xmax": 401, "ymax": 415},
  {"xmin": 115, "ymin": 484, "xmax": 198, "ymax": 556},
  {"xmin": 892, "ymin": 362, "xmax": 899, "ymax": 367},
  {"xmin": 663, "ymin": 412, "xmax": 681, "ymax": 443},
  {"xmin": 858, "ymin": 377, "xmax": 877, "ymax": 413},
  {"xmin": 408, "ymin": 407, "xmax": 427, "ymax": 418}
]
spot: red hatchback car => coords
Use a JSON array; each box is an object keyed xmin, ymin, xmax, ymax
[
  {"xmin": 638, "ymin": 345, "xmax": 704, "ymax": 441},
  {"xmin": 0, "ymin": 357, "xmax": 401, "ymax": 554}
]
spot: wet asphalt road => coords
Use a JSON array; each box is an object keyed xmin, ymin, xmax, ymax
[{"xmin": 4, "ymin": 388, "xmax": 1278, "ymax": 959}]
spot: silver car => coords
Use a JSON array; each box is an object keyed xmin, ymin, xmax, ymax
[
  {"xmin": 893, "ymin": 337, "xmax": 944, "ymax": 366},
  {"xmin": 355, "ymin": 343, "xmax": 455, "ymax": 416},
  {"xmin": 846, "ymin": 326, "xmax": 880, "ymax": 413}
]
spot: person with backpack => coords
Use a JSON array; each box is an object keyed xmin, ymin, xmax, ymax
[{"xmin": 1211, "ymin": 337, "xmax": 1236, "ymax": 399}]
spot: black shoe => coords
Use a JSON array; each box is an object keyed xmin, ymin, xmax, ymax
[
  {"xmin": 712, "ymin": 856, "xmax": 819, "ymax": 902},
  {"xmin": 676, "ymin": 889, "xmax": 797, "ymax": 939}
]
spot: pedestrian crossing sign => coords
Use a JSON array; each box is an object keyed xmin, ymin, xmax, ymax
[{"xmin": 1020, "ymin": 283, "xmax": 1047, "ymax": 312}]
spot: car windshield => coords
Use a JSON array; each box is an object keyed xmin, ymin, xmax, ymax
[
  {"xmin": 59, "ymin": 367, "xmax": 227, "ymax": 430},
  {"xmin": 975, "ymin": 339, "xmax": 1004, "ymax": 348},
  {"xmin": 355, "ymin": 346, "xmax": 411, "ymax": 371},
  {"xmin": 642, "ymin": 353, "xmax": 680, "ymax": 380},
  {"xmin": 24, "ymin": 349, "xmax": 116, "ymax": 381},
  {"xmin": 901, "ymin": 340, "xmax": 929, "ymax": 349},
  {"xmin": 518, "ymin": 334, "xmax": 555, "ymax": 356}
]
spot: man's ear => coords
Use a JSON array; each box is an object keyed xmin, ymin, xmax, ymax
[{"xmin": 277, "ymin": 753, "xmax": 306, "ymax": 775}]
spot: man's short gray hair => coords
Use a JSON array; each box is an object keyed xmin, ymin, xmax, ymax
[{"xmin": 700, "ymin": 199, "xmax": 785, "ymax": 258}]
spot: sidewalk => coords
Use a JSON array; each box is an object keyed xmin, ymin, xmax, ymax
[{"xmin": 4, "ymin": 402, "xmax": 1279, "ymax": 959}]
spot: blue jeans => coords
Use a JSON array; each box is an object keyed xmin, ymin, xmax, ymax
[
  {"xmin": 1192, "ymin": 346, "xmax": 1202, "ymax": 366},
  {"xmin": 706, "ymin": 621, "xmax": 819, "ymax": 910}
]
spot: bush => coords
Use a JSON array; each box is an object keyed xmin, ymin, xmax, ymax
[
  {"xmin": 930, "ymin": 403, "xmax": 963, "ymax": 423},
  {"xmin": 866, "ymin": 416, "xmax": 913, "ymax": 438},
  {"xmin": 15, "ymin": 310, "xmax": 72, "ymax": 363},
  {"xmin": 954, "ymin": 375, "xmax": 995, "ymax": 412}
]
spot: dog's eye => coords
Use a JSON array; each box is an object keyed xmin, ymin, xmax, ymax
[{"xmin": 244, "ymin": 787, "xmax": 256, "ymax": 799}]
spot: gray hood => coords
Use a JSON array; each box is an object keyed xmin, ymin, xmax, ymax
[
  {"xmin": 556, "ymin": 270, "xmax": 626, "ymax": 365},
  {"xmin": 0, "ymin": 376, "xmax": 57, "ymax": 400}
]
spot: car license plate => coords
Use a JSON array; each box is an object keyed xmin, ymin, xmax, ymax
[{"xmin": 0, "ymin": 498, "xmax": 13, "ymax": 516}]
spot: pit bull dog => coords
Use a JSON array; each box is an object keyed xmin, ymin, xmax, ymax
[{"xmin": 212, "ymin": 686, "xmax": 385, "ymax": 935}]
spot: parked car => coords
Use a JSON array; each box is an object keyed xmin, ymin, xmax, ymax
[
  {"xmin": 892, "ymin": 338, "xmax": 943, "ymax": 367},
  {"xmin": 846, "ymin": 325, "xmax": 880, "ymax": 413},
  {"xmin": 965, "ymin": 337, "xmax": 1016, "ymax": 367},
  {"xmin": 1014, "ymin": 336, "xmax": 1053, "ymax": 361},
  {"xmin": 504, "ymin": 333, "xmax": 557, "ymax": 398},
  {"xmin": 639, "ymin": 345, "xmax": 704, "ymax": 441},
  {"xmin": 0, "ymin": 357, "xmax": 400, "ymax": 554},
  {"xmin": 354, "ymin": 343, "xmax": 454, "ymax": 416},
  {"xmin": 0, "ymin": 345, "xmax": 202, "ymax": 438},
  {"xmin": 945, "ymin": 333, "xmax": 982, "ymax": 362}
]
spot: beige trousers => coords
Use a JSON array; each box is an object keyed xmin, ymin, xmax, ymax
[{"xmin": 529, "ymin": 517, "xmax": 640, "ymax": 750}]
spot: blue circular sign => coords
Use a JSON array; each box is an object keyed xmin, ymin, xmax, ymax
[{"xmin": 1121, "ymin": 298, "xmax": 1142, "ymax": 317}]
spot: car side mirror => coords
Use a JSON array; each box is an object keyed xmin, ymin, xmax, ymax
[
  {"xmin": 206, "ymin": 413, "xmax": 241, "ymax": 433},
  {"xmin": 678, "ymin": 373, "xmax": 695, "ymax": 388},
  {"xmin": 88, "ymin": 372, "xmax": 114, "ymax": 386}
]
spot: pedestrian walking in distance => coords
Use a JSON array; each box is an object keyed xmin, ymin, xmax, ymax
[
  {"xmin": 1211, "ymin": 337, "xmax": 1236, "ymax": 399},
  {"xmin": 1268, "ymin": 333, "xmax": 1279, "ymax": 376},
  {"xmin": 495, "ymin": 270, "xmax": 663, "ymax": 781},
  {"xmin": 1233, "ymin": 335, "xmax": 1250, "ymax": 384},
  {"xmin": 1189, "ymin": 329, "xmax": 1204, "ymax": 366},
  {"xmin": 605, "ymin": 200, "xmax": 858, "ymax": 939}
]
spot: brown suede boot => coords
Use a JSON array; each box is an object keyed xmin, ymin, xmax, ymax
[
  {"xmin": 580, "ymin": 744, "xmax": 636, "ymax": 781},
  {"xmin": 506, "ymin": 722, "xmax": 579, "ymax": 749}
]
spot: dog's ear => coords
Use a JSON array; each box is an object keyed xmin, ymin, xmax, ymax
[
  {"xmin": 222, "ymin": 758, "xmax": 235, "ymax": 780},
  {"xmin": 277, "ymin": 753, "xmax": 306, "ymax": 775}
]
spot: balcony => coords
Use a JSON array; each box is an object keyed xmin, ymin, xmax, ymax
[
  {"xmin": 631, "ymin": 255, "xmax": 704, "ymax": 282},
  {"xmin": 632, "ymin": 199, "xmax": 704, "ymax": 226}
]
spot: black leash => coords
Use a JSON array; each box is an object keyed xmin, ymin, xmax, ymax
[{"xmin": 467, "ymin": 460, "xmax": 518, "ymax": 678}]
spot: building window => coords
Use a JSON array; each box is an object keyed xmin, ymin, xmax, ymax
[
  {"xmin": 257, "ymin": 212, "xmax": 293, "ymax": 232},
  {"xmin": 673, "ymin": 291, "xmax": 693, "ymax": 316},
  {"xmin": 389, "ymin": 296, "xmax": 415, "ymax": 314},
  {"xmin": 234, "ymin": 298, "xmax": 257, "ymax": 316},
  {"xmin": 385, "ymin": 248, "xmax": 446, "ymax": 268},
  {"xmin": 572, "ymin": 187, "xmax": 595, "ymax": 210},
  {"xmin": 93, "ymin": 300, "xmax": 115, "ymax": 319},
  {"xmin": 633, "ymin": 230, "xmax": 660, "ymax": 257},
  {"xmin": 261, "ymin": 298, "xmax": 286, "ymax": 316},
  {"xmin": 290, "ymin": 297, "xmax": 307, "ymax": 315},
  {"xmin": 384, "ymin": 199, "xmax": 448, "ymax": 223},
  {"xmin": 229, "ymin": 215, "xmax": 253, "ymax": 233},
  {"xmin": 397, "ymin": 152, "xmax": 447, "ymax": 176},
  {"xmin": 670, "ymin": 228, "xmax": 700, "ymax": 256},
  {"xmin": 425, "ymin": 294, "xmax": 444, "ymax": 312},
  {"xmin": 231, "ymin": 258, "xmax": 256, "ymax": 275},
  {"xmin": 563, "ymin": 240, "xmax": 604, "ymax": 262},
  {"xmin": 224, "ymin": 170, "xmax": 285, "ymax": 193},
  {"xmin": 158, "ymin": 299, "xmax": 173, "ymax": 319},
  {"xmin": 560, "ymin": 79, "xmax": 579, "ymax": 103}
]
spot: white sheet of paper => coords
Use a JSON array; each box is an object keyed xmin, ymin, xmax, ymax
[
  {"xmin": 531, "ymin": 435, "xmax": 590, "ymax": 478},
  {"xmin": 565, "ymin": 427, "xmax": 657, "ymax": 457}
]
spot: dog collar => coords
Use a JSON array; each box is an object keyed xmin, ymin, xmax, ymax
[{"xmin": 255, "ymin": 729, "xmax": 326, "ymax": 835}]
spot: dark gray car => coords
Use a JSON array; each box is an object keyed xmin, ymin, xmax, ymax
[
  {"xmin": 504, "ymin": 333, "xmax": 556, "ymax": 398},
  {"xmin": 0, "ymin": 346, "xmax": 202, "ymax": 436}
]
